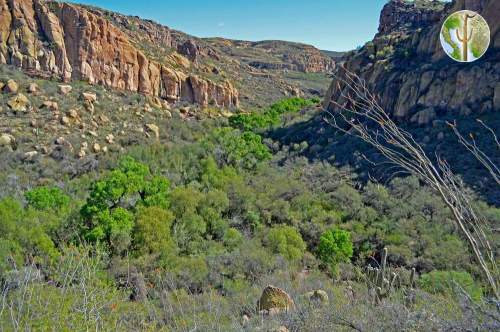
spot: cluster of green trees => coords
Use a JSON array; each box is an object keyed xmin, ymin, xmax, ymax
[
  {"xmin": 0, "ymin": 97, "xmax": 495, "ymax": 330},
  {"xmin": 229, "ymin": 97, "xmax": 319, "ymax": 131}
]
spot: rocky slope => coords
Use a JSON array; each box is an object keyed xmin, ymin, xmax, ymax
[
  {"xmin": 0, "ymin": 0, "xmax": 337, "ymax": 111},
  {"xmin": 0, "ymin": 0, "xmax": 239, "ymax": 108},
  {"xmin": 206, "ymin": 39, "xmax": 335, "ymax": 73},
  {"xmin": 323, "ymin": 0, "xmax": 500, "ymax": 124}
]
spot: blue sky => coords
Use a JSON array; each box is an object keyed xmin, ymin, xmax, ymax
[{"xmin": 71, "ymin": 0, "xmax": 388, "ymax": 51}]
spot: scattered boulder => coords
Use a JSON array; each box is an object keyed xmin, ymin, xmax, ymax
[
  {"xmin": 4, "ymin": 79, "xmax": 19, "ymax": 93},
  {"xmin": 23, "ymin": 151, "xmax": 38, "ymax": 162},
  {"xmin": 0, "ymin": 133, "xmax": 14, "ymax": 147},
  {"xmin": 145, "ymin": 123, "xmax": 160, "ymax": 139},
  {"xmin": 304, "ymin": 289, "xmax": 329, "ymax": 305},
  {"xmin": 105, "ymin": 134, "xmax": 114, "ymax": 144},
  {"xmin": 58, "ymin": 84, "xmax": 72, "ymax": 95},
  {"xmin": 60, "ymin": 116, "xmax": 70, "ymax": 126},
  {"xmin": 84, "ymin": 100, "xmax": 95, "ymax": 113},
  {"xmin": 92, "ymin": 143, "xmax": 101, "ymax": 153},
  {"xmin": 28, "ymin": 83, "xmax": 39, "ymax": 94},
  {"xmin": 7, "ymin": 94, "xmax": 30, "ymax": 112},
  {"xmin": 82, "ymin": 92, "xmax": 97, "ymax": 103},
  {"xmin": 77, "ymin": 149, "xmax": 86, "ymax": 159},
  {"xmin": 68, "ymin": 109, "xmax": 79, "ymax": 119},
  {"xmin": 42, "ymin": 101, "xmax": 59, "ymax": 111},
  {"xmin": 257, "ymin": 285, "xmax": 295, "ymax": 314}
]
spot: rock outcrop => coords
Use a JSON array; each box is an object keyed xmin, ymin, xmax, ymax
[
  {"xmin": 324, "ymin": 0, "xmax": 500, "ymax": 119},
  {"xmin": 0, "ymin": 0, "xmax": 238, "ymax": 108},
  {"xmin": 256, "ymin": 285, "xmax": 295, "ymax": 314}
]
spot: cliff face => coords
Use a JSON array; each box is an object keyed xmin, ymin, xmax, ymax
[
  {"xmin": 324, "ymin": 0, "xmax": 500, "ymax": 123},
  {"xmin": 0, "ymin": 0, "xmax": 238, "ymax": 108}
]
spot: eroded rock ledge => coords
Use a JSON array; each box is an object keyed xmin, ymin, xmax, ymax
[{"xmin": 0, "ymin": 0, "xmax": 239, "ymax": 108}]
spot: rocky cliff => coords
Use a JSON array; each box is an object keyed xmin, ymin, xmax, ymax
[
  {"xmin": 324, "ymin": 0, "xmax": 500, "ymax": 124},
  {"xmin": 0, "ymin": 0, "xmax": 239, "ymax": 108}
]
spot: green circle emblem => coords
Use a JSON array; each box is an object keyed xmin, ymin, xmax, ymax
[{"xmin": 440, "ymin": 10, "xmax": 490, "ymax": 62}]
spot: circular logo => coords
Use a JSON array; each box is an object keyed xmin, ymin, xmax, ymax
[{"xmin": 440, "ymin": 10, "xmax": 490, "ymax": 62}]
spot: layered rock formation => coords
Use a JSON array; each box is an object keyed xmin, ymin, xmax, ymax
[
  {"xmin": 207, "ymin": 39, "xmax": 336, "ymax": 74},
  {"xmin": 0, "ymin": 0, "xmax": 238, "ymax": 108},
  {"xmin": 324, "ymin": 0, "xmax": 500, "ymax": 123}
]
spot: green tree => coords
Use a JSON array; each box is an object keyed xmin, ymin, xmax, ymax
[
  {"xmin": 267, "ymin": 225, "xmax": 306, "ymax": 261},
  {"xmin": 134, "ymin": 206, "xmax": 175, "ymax": 257},
  {"xmin": 317, "ymin": 228, "xmax": 353, "ymax": 272},
  {"xmin": 80, "ymin": 157, "xmax": 170, "ymax": 251},
  {"xmin": 25, "ymin": 186, "xmax": 70, "ymax": 211}
]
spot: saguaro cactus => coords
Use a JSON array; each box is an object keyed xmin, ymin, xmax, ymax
[
  {"xmin": 366, "ymin": 247, "xmax": 416, "ymax": 304},
  {"xmin": 456, "ymin": 13, "xmax": 476, "ymax": 61}
]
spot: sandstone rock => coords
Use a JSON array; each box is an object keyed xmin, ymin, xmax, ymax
[
  {"xmin": 304, "ymin": 289, "xmax": 329, "ymax": 305},
  {"xmin": 102, "ymin": 146, "xmax": 108, "ymax": 153},
  {"xmin": 55, "ymin": 137, "xmax": 67, "ymax": 145},
  {"xmin": 105, "ymin": 134, "xmax": 114, "ymax": 144},
  {"xmin": 4, "ymin": 80, "xmax": 19, "ymax": 93},
  {"xmin": 42, "ymin": 101, "xmax": 59, "ymax": 111},
  {"xmin": 84, "ymin": 100, "xmax": 95, "ymax": 113},
  {"xmin": 68, "ymin": 109, "xmax": 79, "ymax": 119},
  {"xmin": 177, "ymin": 39, "xmax": 201, "ymax": 62},
  {"xmin": 82, "ymin": 92, "xmax": 97, "ymax": 103},
  {"xmin": 23, "ymin": 151, "xmax": 38, "ymax": 161},
  {"xmin": 256, "ymin": 285, "xmax": 295, "ymax": 314},
  {"xmin": 7, "ymin": 94, "xmax": 30, "ymax": 112},
  {"xmin": 170, "ymin": 52, "xmax": 191, "ymax": 69},
  {"xmin": 28, "ymin": 83, "xmax": 39, "ymax": 94},
  {"xmin": 275, "ymin": 327, "xmax": 289, "ymax": 332},
  {"xmin": 60, "ymin": 116, "xmax": 70, "ymax": 126},
  {"xmin": 77, "ymin": 149, "xmax": 86, "ymax": 159},
  {"xmin": 97, "ymin": 115, "xmax": 109, "ymax": 125},
  {"xmin": 58, "ymin": 85, "xmax": 72, "ymax": 95},
  {"xmin": 92, "ymin": 143, "xmax": 101, "ymax": 153},
  {"xmin": 0, "ymin": 1, "xmax": 239, "ymax": 108},
  {"xmin": 0, "ymin": 82, "xmax": 4, "ymax": 90},
  {"xmin": 0, "ymin": 134, "xmax": 14, "ymax": 146},
  {"xmin": 88, "ymin": 130, "xmax": 98, "ymax": 137},
  {"xmin": 145, "ymin": 123, "xmax": 160, "ymax": 139}
]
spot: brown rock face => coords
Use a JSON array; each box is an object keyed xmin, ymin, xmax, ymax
[
  {"xmin": 0, "ymin": 0, "xmax": 238, "ymax": 108},
  {"xmin": 324, "ymin": 0, "xmax": 499, "ymax": 119}
]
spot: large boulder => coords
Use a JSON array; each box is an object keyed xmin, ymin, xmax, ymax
[
  {"xmin": 7, "ymin": 94, "xmax": 30, "ymax": 112},
  {"xmin": 0, "ymin": 133, "xmax": 15, "ymax": 147},
  {"xmin": 256, "ymin": 285, "xmax": 295, "ymax": 314},
  {"xmin": 4, "ymin": 79, "xmax": 19, "ymax": 93}
]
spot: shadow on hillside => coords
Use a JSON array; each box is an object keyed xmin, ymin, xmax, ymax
[{"xmin": 267, "ymin": 111, "xmax": 500, "ymax": 206}]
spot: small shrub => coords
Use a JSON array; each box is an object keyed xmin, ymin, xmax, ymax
[
  {"xmin": 267, "ymin": 225, "xmax": 306, "ymax": 261},
  {"xmin": 418, "ymin": 270, "xmax": 483, "ymax": 301}
]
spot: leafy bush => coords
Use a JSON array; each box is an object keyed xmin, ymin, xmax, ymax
[
  {"xmin": 229, "ymin": 97, "xmax": 318, "ymax": 131},
  {"xmin": 418, "ymin": 270, "xmax": 483, "ymax": 301},
  {"xmin": 25, "ymin": 186, "xmax": 70, "ymax": 211},
  {"xmin": 317, "ymin": 228, "xmax": 353, "ymax": 272},
  {"xmin": 80, "ymin": 157, "xmax": 170, "ymax": 252},
  {"xmin": 210, "ymin": 128, "xmax": 271, "ymax": 169},
  {"xmin": 267, "ymin": 225, "xmax": 306, "ymax": 261}
]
